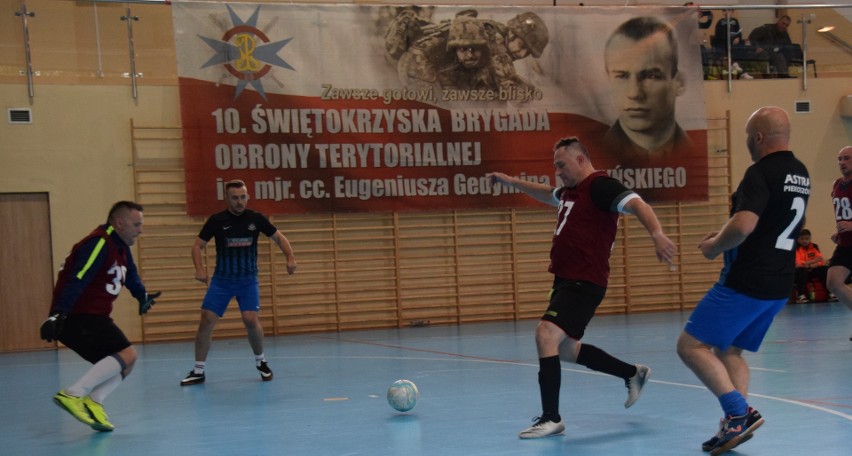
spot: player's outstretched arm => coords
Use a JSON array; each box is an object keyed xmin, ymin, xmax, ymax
[
  {"xmin": 486, "ymin": 172, "xmax": 557, "ymax": 206},
  {"xmin": 623, "ymin": 198, "xmax": 676, "ymax": 264}
]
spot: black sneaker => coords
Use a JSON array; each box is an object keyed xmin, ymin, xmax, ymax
[
  {"xmin": 257, "ymin": 361, "xmax": 273, "ymax": 381},
  {"xmin": 708, "ymin": 407, "xmax": 763, "ymax": 455},
  {"xmin": 702, "ymin": 417, "xmax": 754, "ymax": 452},
  {"xmin": 180, "ymin": 370, "xmax": 205, "ymax": 386},
  {"xmin": 702, "ymin": 418, "xmax": 724, "ymax": 452}
]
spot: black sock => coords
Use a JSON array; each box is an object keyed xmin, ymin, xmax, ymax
[
  {"xmin": 538, "ymin": 355, "xmax": 561, "ymax": 422},
  {"xmin": 576, "ymin": 344, "xmax": 636, "ymax": 379}
]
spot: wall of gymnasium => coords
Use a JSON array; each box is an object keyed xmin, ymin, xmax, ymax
[{"xmin": 1, "ymin": 0, "xmax": 850, "ymax": 343}]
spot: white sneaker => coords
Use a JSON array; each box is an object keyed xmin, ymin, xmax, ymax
[
  {"xmin": 740, "ymin": 73, "xmax": 754, "ymax": 80},
  {"xmin": 518, "ymin": 417, "xmax": 565, "ymax": 439},
  {"xmin": 624, "ymin": 364, "xmax": 651, "ymax": 408}
]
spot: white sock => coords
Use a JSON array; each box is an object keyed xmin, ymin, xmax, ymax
[
  {"xmin": 89, "ymin": 373, "xmax": 122, "ymax": 404},
  {"xmin": 255, "ymin": 354, "xmax": 265, "ymax": 366},
  {"xmin": 66, "ymin": 355, "xmax": 123, "ymax": 398},
  {"xmin": 193, "ymin": 361, "xmax": 206, "ymax": 374}
]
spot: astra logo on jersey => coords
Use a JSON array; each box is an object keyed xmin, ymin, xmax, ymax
[
  {"xmin": 227, "ymin": 237, "xmax": 253, "ymax": 247},
  {"xmin": 783, "ymin": 174, "xmax": 810, "ymax": 195}
]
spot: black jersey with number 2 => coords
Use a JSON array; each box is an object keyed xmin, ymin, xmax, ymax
[{"xmin": 720, "ymin": 151, "xmax": 809, "ymax": 300}]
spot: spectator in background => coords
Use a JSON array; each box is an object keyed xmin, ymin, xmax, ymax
[
  {"xmin": 748, "ymin": 15, "xmax": 795, "ymax": 78},
  {"xmin": 711, "ymin": 9, "xmax": 744, "ymax": 55},
  {"xmin": 709, "ymin": 9, "xmax": 755, "ymax": 79},
  {"xmin": 794, "ymin": 229, "xmax": 830, "ymax": 303}
]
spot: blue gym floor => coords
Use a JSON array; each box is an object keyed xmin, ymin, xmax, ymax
[{"xmin": 2, "ymin": 302, "xmax": 850, "ymax": 456}]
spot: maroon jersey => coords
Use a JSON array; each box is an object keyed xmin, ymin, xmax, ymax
[
  {"xmin": 832, "ymin": 178, "xmax": 852, "ymax": 247},
  {"xmin": 549, "ymin": 171, "xmax": 637, "ymax": 287},
  {"xmin": 51, "ymin": 224, "xmax": 143, "ymax": 316}
]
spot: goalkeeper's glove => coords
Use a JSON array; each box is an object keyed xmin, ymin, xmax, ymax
[
  {"xmin": 138, "ymin": 291, "xmax": 161, "ymax": 315},
  {"xmin": 40, "ymin": 312, "xmax": 67, "ymax": 342}
]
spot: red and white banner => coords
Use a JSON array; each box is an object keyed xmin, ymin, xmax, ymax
[{"xmin": 173, "ymin": 2, "xmax": 708, "ymax": 215}]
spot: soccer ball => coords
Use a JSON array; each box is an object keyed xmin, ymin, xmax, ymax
[{"xmin": 387, "ymin": 379, "xmax": 419, "ymax": 412}]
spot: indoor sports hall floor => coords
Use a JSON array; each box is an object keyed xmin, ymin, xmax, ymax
[{"xmin": 2, "ymin": 301, "xmax": 850, "ymax": 456}]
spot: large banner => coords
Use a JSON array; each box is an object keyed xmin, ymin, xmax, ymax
[{"xmin": 173, "ymin": 2, "xmax": 708, "ymax": 215}]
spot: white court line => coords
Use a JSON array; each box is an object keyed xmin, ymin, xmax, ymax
[
  {"xmin": 650, "ymin": 378, "xmax": 852, "ymax": 421},
  {"xmin": 36, "ymin": 346, "xmax": 848, "ymax": 422},
  {"xmin": 293, "ymin": 353, "xmax": 852, "ymax": 423}
]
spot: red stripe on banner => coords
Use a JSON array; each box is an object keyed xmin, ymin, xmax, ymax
[
  {"xmin": 179, "ymin": 77, "xmax": 706, "ymax": 215},
  {"xmin": 180, "ymin": 78, "xmax": 565, "ymax": 215}
]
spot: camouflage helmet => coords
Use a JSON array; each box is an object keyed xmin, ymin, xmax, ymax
[
  {"xmin": 506, "ymin": 12, "xmax": 549, "ymax": 58},
  {"xmin": 446, "ymin": 16, "xmax": 487, "ymax": 50}
]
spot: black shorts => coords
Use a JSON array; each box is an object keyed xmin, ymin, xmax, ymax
[
  {"xmin": 58, "ymin": 314, "xmax": 131, "ymax": 364},
  {"xmin": 830, "ymin": 245, "xmax": 852, "ymax": 273},
  {"xmin": 540, "ymin": 277, "xmax": 606, "ymax": 340}
]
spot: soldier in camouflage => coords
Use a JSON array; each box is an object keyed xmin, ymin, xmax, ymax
[
  {"xmin": 391, "ymin": 10, "xmax": 550, "ymax": 96},
  {"xmin": 437, "ymin": 16, "xmax": 495, "ymax": 90},
  {"xmin": 397, "ymin": 15, "xmax": 491, "ymax": 92},
  {"xmin": 481, "ymin": 12, "xmax": 550, "ymax": 93},
  {"xmin": 384, "ymin": 7, "xmax": 437, "ymax": 62}
]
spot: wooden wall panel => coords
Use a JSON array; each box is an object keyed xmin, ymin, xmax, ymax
[{"xmin": 0, "ymin": 193, "xmax": 55, "ymax": 352}]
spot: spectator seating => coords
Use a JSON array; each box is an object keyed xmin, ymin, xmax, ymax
[{"xmin": 788, "ymin": 44, "xmax": 817, "ymax": 77}]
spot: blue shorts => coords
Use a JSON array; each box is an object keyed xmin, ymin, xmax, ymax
[
  {"xmin": 201, "ymin": 276, "xmax": 260, "ymax": 317},
  {"xmin": 685, "ymin": 284, "xmax": 786, "ymax": 352}
]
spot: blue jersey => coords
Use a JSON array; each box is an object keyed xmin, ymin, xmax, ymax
[{"xmin": 198, "ymin": 209, "xmax": 278, "ymax": 280}]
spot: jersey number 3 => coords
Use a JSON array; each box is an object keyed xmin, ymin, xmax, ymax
[{"xmin": 105, "ymin": 264, "xmax": 127, "ymax": 296}]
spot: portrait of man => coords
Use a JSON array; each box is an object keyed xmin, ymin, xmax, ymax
[{"xmin": 602, "ymin": 16, "xmax": 693, "ymax": 168}]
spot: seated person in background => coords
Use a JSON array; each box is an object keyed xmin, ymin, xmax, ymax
[
  {"xmin": 748, "ymin": 15, "xmax": 795, "ymax": 78},
  {"xmin": 709, "ymin": 9, "xmax": 755, "ymax": 79},
  {"xmin": 794, "ymin": 229, "xmax": 832, "ymax": 303},
  {"xmin": 711, "ymin": 10, "xmax": 744, "ymax": 55}
]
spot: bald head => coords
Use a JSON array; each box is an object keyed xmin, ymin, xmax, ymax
[
  {"xmin": 745, "ymin": 106, "xmax": 791, "ymax": 162},
  {"xmin": 838, "ymin": 146, "xmax": 852, "ymax": 179}
]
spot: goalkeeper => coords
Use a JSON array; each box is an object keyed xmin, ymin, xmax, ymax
[{"xmin": 39, "ymin": 201, "xmax": 160, "ymax": 432}]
